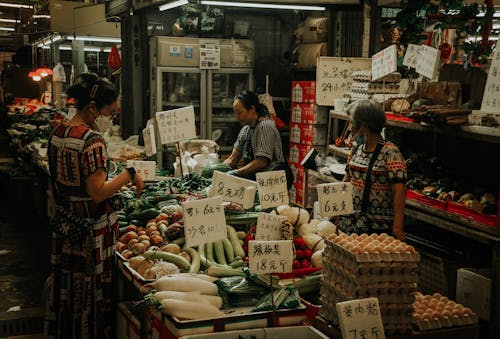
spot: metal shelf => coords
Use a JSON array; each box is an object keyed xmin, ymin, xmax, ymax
[
  {"xmin": 327, "ymin": 145, "xmax": 351, "ymax": 158},
  {"xmin": 212, "ymin": 102, "xmax": 233, "ymax": 109},
  {"xmin": 212, "ymin": 117, "xmax": 238, "ymax": 123},
  {"xmin": 162, "ymin": 101, "xmax": 200, "ymax": 108},
  {"xmin": 329, "ymin": 110, "xmax": 350, "ymax": 121}
]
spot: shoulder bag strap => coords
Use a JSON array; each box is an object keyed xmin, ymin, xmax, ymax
[{"xmin": 360, "ymin": 142, "xmax": 383, "ymax": 213}]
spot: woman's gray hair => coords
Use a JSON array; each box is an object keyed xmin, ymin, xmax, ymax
[{"xmin": 347, "ymin": 99, "xmax": 386, "ymax": 133}]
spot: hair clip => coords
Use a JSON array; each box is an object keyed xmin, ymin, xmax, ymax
[{"xmin": 90, "ymin": 84, "xmax": 99, "ymax": 99}]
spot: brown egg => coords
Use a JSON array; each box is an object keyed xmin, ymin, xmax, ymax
[
  {"xmin": 431, "ymin": 310, "xmax": 441, "ymax": 318},
  {"xmin": 440, "ymin": 297, "xmax": 449, "ymax": 303},
  {"xmin": 452, "ymin": 308, "xmax": 463, "ymax": 316},
  {"xmin": 462, "ymin": 307, "xmax": 473, "ymax": 316},
  {"xmin": 406, "ymin": 246, "xmax": 417, "ymax": 254},
  {"xmin": 359, "ymin": 233, "xmax": 369, "ymax": 240},
  {"xmin": 432, "ymin": 292, "xmax": 442, "ymax": 299},
  {"xmin": 442, "ymin": 310, "xmax": 452, "ymax": 318},
  {"xmin": 369, "ymin": 233, "xmax": 379, "ymax": 240}
]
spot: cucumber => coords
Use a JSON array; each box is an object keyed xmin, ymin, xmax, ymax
[
  {"xmin": 183, "ymin": 247, "xmax": 200, "ymax": 273},
  {"xmin": 142, "ymin": 250, "xmax": 190, "ymax": 271},
  {"xmin": 206, "ymin": 242, "xmax": 215, "ymax": 262},
  {"xmin": 118, "ymin": 220, "xmax": 128, "ymax": 227},
  {"xmin": 229, "ymin": 260, "xmax": 244, "ymax": 268},
  {"xmin": 198, "ymin": 243, "xmax": 230, "ymax": 269},
  {"xmin": 214, "ymin": 240, "xmax": 227, "ymax": 265},
  {"xmin": 207, "ymin": 266, "xmax": 245, "ymax": 278},
  {"xmin": 222, "ymin": 238, "xmax": 235, "ymax": 263},
  {"xmin": 227, "ymin": 225, "xmax": 245, "ymax": 258},
  {"xmin": 128, "ymin": 208, "xmax": 160, "ymax": 221},
  {"xmin": 129, "ymin": 219, "xmax": 145, "ymax": 227}
]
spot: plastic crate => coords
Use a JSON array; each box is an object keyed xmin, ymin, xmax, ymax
[{"xmin": 418, "ymin": 250, "xmax": 458, "ymax": 298}]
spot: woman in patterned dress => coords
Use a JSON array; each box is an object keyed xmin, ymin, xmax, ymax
[
  {"xmin": 342, "ymin": 99, "xmax": 407, "ymax": 241},
  {"xmin": 44, "ymin": 73, "xmax": 144, "ymax": 338}
]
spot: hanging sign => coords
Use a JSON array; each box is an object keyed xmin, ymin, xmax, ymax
[
  {"xmin": 209, "ymin": 171, "xmax": 257, "ymax": 210},
  {"xmin": 248, "ymin": 240, "xmax": 293, "ymax": 274},
  {"xmin": 371, "ymin": 44, "xmax": 397, "ymax": 81},
  {"xmin": 256, "ymin": 170, "xmax": 289, "ymax": 209},
  {"xmin": 402, "ymin": 43, "xmax": 421, "ymax": 68},
  {"xmin": 200, "ymin": 39, "xmax": 220, "ymax": 69},
  {"xmin": 336, "ymin": 297, "xmax": 386, "ymax": 339},
  {"xmin": 155, "ymin": 106, "xmax": 196, "ymax": 145},
  {"xmin": 255, "ymin": 212, "xmax": 287, "ymax": 241},
  {"xmin": 415, "ymin": 45, "xmax": 441, "ymax": 80},
  {"xmin": 142, "ymin": 119, "xmax": 157, "ymax": 157},
  {"xmin": 317, "ymin": 182, "xmax": 354, "ymax": 218},
  {"xmin": 182, "ymin": 196, "xmax": 227, "ymax": 248},
  {"xmin": 126, "ymin": 160, "xmax": 156, "ymax": 181},
  {"xmin": 481, "ymin": 39, "xmax": 500, "ymax": 113}
]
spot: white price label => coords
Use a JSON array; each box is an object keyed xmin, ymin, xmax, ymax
[
  {"xmin": 336, "ymin": 298, "xmax": 386, "ymax": 339},
  {"xmin": 415, "ymin": 45, "xmax": 441, "ymax": 80},
  {"xmin": 126, "ymin": 160, "xmax": 156, "ymax": 181},
  {"xmin": 481, "ymin": 39, "xmax": 500, "ymax": 113},
  {"xmin": 256, "ymin": 170, "xmax": 289, "ymax": 209},
  {"xmin": 402, "ymin": 43, "xmax": 420, "ymax": 68},
  {"xmin": 182, "ymin": 196, "xmax": 227, "ymax": 248},
  {"xmin": 142, "ymin": 120, "xmax": 157, "ymax": 157},
  {"xmin": 209, "ymin": 171, "xmax": 257, "ymax": 210},
  {"xmin": 155, "ymin": 106, "xmax": 197, "ymax": 145},
  {"xmin": 371, "ymin": 45, "xmax": 397, "ymax": 81},
  {"xmin": 255, "ymin": 212, "xmax": 287, "ymax": 241},
  {"xmin": 248, "ymin": 240, "xmax": 293, "ymax": 274},
  {"xmin": 317, "ymin": 182, "xmax": 354, "ymax": 218}
]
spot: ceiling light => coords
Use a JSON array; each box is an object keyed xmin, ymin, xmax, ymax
[
  {"xmin": 67, "ymin": 35, "xmax": 121, "ymax": 43},
  {"xmin": 158, "ymin": 0, "xmax": 188, "ymax": 11},
  {"xmin": 0, "ymin": 26, "xmax": 14, "ymax": 31},
  {"xmin": 0, "ymin": 18, "xmax": 19, "ymax": 23},
  {"xmin": 32, "ymin": 14, "xmax": 50, "ymax": 19},
  {"xmin": 200, "ymin": 0, "xmax": 325, "ymax": 11},
  {"xmin": 0, "ymin": 2, "xmax": 32, "ymax": 8},
  {"xmin": 59, "ymin": 45, "xmax": 72, "ymax": 50}
]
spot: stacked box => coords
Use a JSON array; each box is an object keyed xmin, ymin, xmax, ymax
[{"xmin": 319, "ymin": 233, "xmax": 420, "ymax": 336}]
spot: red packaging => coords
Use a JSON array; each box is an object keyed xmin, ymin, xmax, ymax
[
  {"xmin": 289, "ymin": 184, "xmax": 304, "ymax": 207},
  {"xmin": 447, "ymin": 201, "xmax": 497, "ymax": 227},
  {"xmin": 290, "ymin": 122, "xmax": 327, "ymax": 146},
  {"xmin": 289, "ymin": 162, "xmax": 305, "ymax": 186},
  {"xmin": 291, "ymin": 103, "xmax": 328, "ymax": 125},
  {"xmin": 288, "ymin": 142, "xmax": 311, "ymax": 165},
  {"xmin": 291, "ymin": 81, "xmax": 316, "ymax": 103},
  {"xmin": 406, "ymin": 189, "xmax": 447, "ymax": 210}
]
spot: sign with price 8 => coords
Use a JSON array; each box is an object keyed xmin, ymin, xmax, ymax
[
  {"xmin": 255, "ymin": 212, "xmax": 287, "ymax": 241},
  {"xmin": 155, "ymin": 106, "xmax": 197, "ymax": 145},
  {"xmin": 336, "ymin": 297, "xmax": 386, "ymax": 339},
  {"xmin": 256, "ymin": 170, "xmax": 289, "ymax": 209},
  {"xmin": 317, "ymin": 182, "xmax": 354, "ymax": 218},
  {"xmin": 126, "ymin": 160, "xmax": 157, "ymax": 181},
  {"xmin": 248, "ymin": 240, "xmax": 293, "ymax": 274},
  {"xmin": 209, "ymin": 171, "xmax": 257, "ymax": 209},
  {"xmin": 142, "ymin": 120, "xmax": 157, "ymax": 157},
  {"xmin": 182, "ymin": 196, "xmax": 227, "ymax": 248}
]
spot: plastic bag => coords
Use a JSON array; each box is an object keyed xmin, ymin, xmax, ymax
[
  {"xmin": 193, "ymin": 146, "xmax": 218, "ymax": 173},
  {"xmin": 107, "ymin": 135, "xmax": 144, "ymax": 160},
  {"xmin": 214, "ymin": 276, "xmax": 268, "ymax": 308},
  {"xmin": 251, "ymin": 287, "xmax": 300, "ymax": 312}
]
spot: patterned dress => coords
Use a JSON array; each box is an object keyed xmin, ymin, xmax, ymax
[
  {"xmin": 44, "ymin": 124, "xmax": 118, "ymax": 339},
  {"xmin": 346, "ymin": 140, "xmax": 407, "ymax": 233}
]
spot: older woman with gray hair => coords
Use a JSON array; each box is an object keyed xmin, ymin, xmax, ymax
[{"xmin": 341, "ymin": 99, "xmax": 407, "ymax": 241}]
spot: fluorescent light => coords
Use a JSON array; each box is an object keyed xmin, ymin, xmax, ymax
[
  {"xmin": 67, "ymin": 35, "xmax": 121, "ymax": 43},
  {"xmin": 200, "ymin": 0, "xmax": 325, "ymax": 10},
  {"xmin": 0, "ymin": 18, "xmax": 19, "ymax": 23},
  {"xmin": 0, "ymin": 2, "xmax": 32, "ymax": 8},
  {"xmin": 477, "ymin": 11, "xmax": 500, "ymax": 18},
  {"xmin": 158, "ymin": 0, "xmax": 188, "ymax": 11},
  {"xmin": 59, "ymin": 45, "xmax": 72, "ymax": 50},
  {"xmin": 57, "ymin": 45, "xmax": 113, "ymax": 52},
  {"xmin": 465, "ymin": 36, "xmax": 499, "ymax": 42},
  {"xmin": 32, "ymin": 14, "xmax": 50, "ymax": 19},
  {"xmin": 0, "ymin": 26, "xmax": 14, "ymax": 31}
]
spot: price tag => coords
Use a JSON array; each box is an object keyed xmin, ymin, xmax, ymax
[
  {"xmin": 371, "ymin": 45, "xmax": 397, "ymax": 81},
  {"xmin": 200, "ymin": 39, "xmax": 220, "ymax": 69},
  {"xmin": 256, "ymin": 170, "xmax": 289, "ymax": 209},
  {"xmin": 317, "ymin": 182, "xmax": 354, "ymax": 218},
  {"xmin": 142, "ymin": 120, "xmax": 157, "ymax": 157},
  {"xmin": 336, "ymin": 297, "xmax": 386, "ymax": 339},
  {"xmin": 481, "ymin": 39, "xmax": 500, "ymax": 113},
  {"xmin": 126, "ymin": 160, "xmax": 156, "ymax": 181},
  {"xmin": 182, "ymin": 196, "xmax": 227, "ymax": 248},
  {"xmin": 248, "ymin": 240, "xmax": 293, "ymax": 274},
  {"xmin": 255, "ymin": 212, "xmax": 287, "ymax": 241},
  {"xmin": 155, "ymin": 106, "xmax": 197, "ymax": 145},
  {"xmin": 415, "ymin": 45, "xmax": 441, "ymax": 80},
  {"xmin": 209, "ymin": 171, "xmax": 257, "ymax": 210},
  {"xmin": 402, "ymin": 43, "xmax": 420, "ymax": 68}
]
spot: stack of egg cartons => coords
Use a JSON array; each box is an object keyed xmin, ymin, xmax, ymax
[{"xmin": 319, "ymin": 233, "xmax": 420, "ymax": 336}]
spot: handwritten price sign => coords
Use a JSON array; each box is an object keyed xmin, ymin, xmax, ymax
[
  {"xmin": 255, "ymin": 212, "xmax": 287, "ymax": 241},
  {"xmin": 182, "ymin": 196, "xmax": 227, "ymax": 248},
  {"xmin": 402, "ymin": 44, "xmax": 420, "ymax": 68},
  {"xmin": 126, "ymin": 160, "xmax": 157, "ymax": 181},
  {"xmin": 155, "ymin": 106, "xmax": 197, "ymax": 145},
  {"xmin": 371, "ymin": 45, "xmax": 397, "ymax": 81},
  {"xmin": 336, "ymin": 298, "xmax": 386, "ymax": 339},
  {"xmin": 209, "ymin": 171, "xmax": 257, "ymax": 209},
  {"xmin": 317, "ymin": 182, "xmax": 354, "ymax": 218},
  {"xmin": 415, "ymin": 45, "xmax": 441, "ymax": 80},
  {"xmin": 248, "ymin": 240, "xmax": 293, "ymax": 274},
  {"xmin": 256, "ymin": 170, "xmax": 289, "ymax": 209},
  {"xmin": 142, "ymin": 120, "xmax": 157, "ymax": 157}
]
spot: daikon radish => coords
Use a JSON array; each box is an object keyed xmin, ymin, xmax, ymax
[
  {"xmin": 151, "ymin": 291, "xmax": 223, "ymax": 308},
  {"xmin": 171, "ymin": 273, "xmax": 218, "ymax": 282},
  {"xmin": 141, "ymin": 275, "xmax": 218, "ymax": 295},
  {"xmin": 160, "ymin": 299, "xmax": 223, "ymax": 319}
]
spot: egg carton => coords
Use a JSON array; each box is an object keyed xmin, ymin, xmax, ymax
[
  {"xmin": 326, "ymin": 260, "xmax": 419, "ymax": 279},
  {"xmin": 325, "ymin": 263, "xmax": 419, "ymax": 285},
  {"xmin": 413, "ymin": 314, "xmax": 478, "ymax": 331},
  {"xmin": 323, "ymin": 270, "xmax": 418, "ymax": 291},
  {"xmin": 367, "ymin": 83, "xmax": 400, "ymax": 94},
  {"xmin": 318, "ymin": 303, "xmax": 339, "ymax": 325}
]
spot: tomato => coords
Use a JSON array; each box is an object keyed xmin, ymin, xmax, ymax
[
  {"xmin": 295, "ymin": 249, "xmax": 304, "ymax": 259},
  {"xmin": 125, "ymin": 225, "xmax": 137, "ymax": 233}
]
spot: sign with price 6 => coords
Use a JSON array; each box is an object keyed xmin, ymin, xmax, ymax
[
  {"xmin": 248, "ymin": 240, "xmax": 293, "ymax": 274},
  {"xmin": 336, "ymin": 297, "xmax": 385, "ymax": 339},
  {"xmin": 209, "ymin": 171, "xmax": 257, "ymax": 209},
  {"xmin": 126, "ymin": 160, "xmax": 156, "ymax": 181},
  {"xmin": 256, "ymin": 170, "xmax": 289, "ymax": 209},
  {"xmin": 255, "ymin": 212, "xmax": 287, "ymax": 241},
  {"xmin": 317, "ymin": 182, "xmax": 354, "ymax": 218},
  {"xmin": 182, "ymin": 196, "xmax": 227, "ymax": 248},
  {"xmin": 155, "ymin": 106, "xmax": 197, "ymax": 145}
]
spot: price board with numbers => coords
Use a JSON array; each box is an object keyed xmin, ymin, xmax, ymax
[
  {"xmin": 415, "ymin": 45, "xmax": 441, "ymax": 80},
  {"xmin": 481, "ymin": 39, "xmax": 500, "ymax": 113},
  {"xmin": 317, "ymin": 182, "xmax": 354, "ymax": 218},
  {"xmin": 402, "ymin": 44, "xmax": 420, "ymax": 68},
  {"xmin": 155, "ymin": 106, "xmax": 196, "ymax": 145},
  {"xmin": 371, "ymin": 45, "xmax": 397, "ymax": 81},
  {"xmin": 255, "ymin": 212, "xmax": 287, "ymax": 241},
  {"xmin": 126, "ymin": 160, "xmax": 157, "ymax": 181},
  {"xmin": 336, "ymin": 297, "xmax": 386, "ymax": 339},
  {"xmin": 182, "ymin": 196, "xmax": 227, "ymax": 248},
  {"xmin": 209, "ymin": 171, "xmax": 257, "ymax": 209},
  {"xmin": 142, "ymin": 120, "xmax": 157, "ymax": 157},
  {"xmin": 248, "ymin": 240, "xmax": 293, "ymax": 274},
  {"xmin": 256, "ymin": 170, "xmax": 289, "ymax": 209}
]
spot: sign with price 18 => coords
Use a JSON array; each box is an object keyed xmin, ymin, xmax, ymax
[
  {"xmin": 256, "ymin": 170, "xmax": 289, "ymax": 209},
  {"xmin": 248, "ymin": 240, "xmax": 293, "ymax": 274},
  {"xmin": 255, "ymin": 212, "xmax": 287, "ymax": 241},
  {"xmin": 182, "ymin": 196, "xmax": 227, "ymax": 248},
  {"xmin": 126, "ymin": 160, "xmax": 157, "ymax": 181},
  {"xmin": 209, "ymin": 171, "xmax": 257, "ymax": 209},
  {"xmin": 336, "ymin": 297, "xmax": 386, "ymax": 339},
  {"xmin": 155, "ymin": 106, "xmax": 197, "ymax": 145},
  {"xmin": 317, "ymin": 182, "xmax": 354, "ymax": 218}
]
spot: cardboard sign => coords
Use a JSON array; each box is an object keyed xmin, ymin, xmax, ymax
[
  {"xmin": 248, "ymin": 240, "xmax": 293, "ymax": 274},
  {"xmin": 182, "ymin": 196, "xmax": 227, "ymax": 248},
  {"xmin": 317, "ymin": 182, "xmax": 354, "ymax": 218},
  {"xmin": 126, "ymin": 160, "xmax": 156, "ymax": 181},
  {"xmin": 200, "ymin": 39, "xmax": 220, "ymax": 69},
  {"xmin": 256, "ymin": 170, "xmax": 289, "ymax": 209},
  {"xmin": 255, "ymin": 212, "xmax": 287, "ymax": 241},
  {"xmin": 415, "ymin": 45, "xmax": 441, "ymax": 80},
  {"xmin": 402, "ymin": 43, "xmax": 420, "ymax": 68},
  {"xmin": 336, "ymin": 298, "xmax": 386, "ymax": 339},
  {"xmin": 155, "ymin": 106, "xmax": 197, "ymax": 145},
  {"xmin": 481, "ymin": 39, "xmax": 500, "ymax": 113},
  {"xmin": 371, "ymin": 45, "xmax": 397, "ymax": 81},
  {"xmin": 209, "ymin": 171, "xmax": 257, "ymax": 210},
  {"xmin": 142, "ymin": 120, "xmax": 157, "ymax": 157}
]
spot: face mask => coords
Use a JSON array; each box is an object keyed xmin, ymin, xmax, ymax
[
  {"xmin": 93, "ymin": 115, "xmax": 112, "ymax": 132},
  {"xmin": 354, "ymin": 133, "xmax": 366, "ymax": 146}
]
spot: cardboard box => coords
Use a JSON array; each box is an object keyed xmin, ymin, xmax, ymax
[
  {"xmin": 181, "ymin": 326, "xmax": 329, "ymax": 339},
  {"xmin": 291, "ymin": 81, "xmax": 316, "ymax": 103},
  {"xmin": 289, "ymin": 163, "xmax": 305, "ymax": 185},
  {"xmin": 456, "ymin": 268, "xmax": 492, "ymax": 320},
  {"xmin": 290, "ymin": 123, "xmax": 327, "ymax": 146},
  {"xmin": 288, "ymin": 142, "xmax": 312, "ymax": 166},
  {"xmin": 291, "ymin": 103, "xmax": 328, "ymax": 125}
]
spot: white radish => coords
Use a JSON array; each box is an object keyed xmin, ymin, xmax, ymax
[
  {"xmin": 142, "ymin": 275, "xmax": 218, "ymax": 295},
  {"xmin": 151, "ymin": 291, "xmax": 223, "ymax": 308},
  {"xmin": 171, "ymin": 273, "xmax": 218, "ymax": 283},
  {"xmin": 160, "ymin": 299, "xmax": 223, "ymax": 319}
]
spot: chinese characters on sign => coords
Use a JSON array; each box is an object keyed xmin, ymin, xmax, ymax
[
  {"xmin": 248, "ymin": 240, "xmax": 293, "ymax": 274},
  {"xmin": 126, "ymin": 160, "xmax": 157, "ymax": 181},
  {"xmin": 256, "ymin": 170, "xmax": 289, "ymax": 209},
  {"xmin": 182, "ymin": 196, "xmax": 227, "ymax": 248},
  {"xmin": 142, "ymin": 120, "xmax": 157, "ymax": 157},
  {"xmin": 317, "ymin": 182, "xmax": 354, "ymax": 218},
  {"xmin": 155, "ymin": 106, "xmax": 197, "ymax": 145},
  {"xmin": 209, "ymin": 171, "xmax": 257, "ymax": 210},
  {"xmin": 255, "ymin": 212, "xmax": 287, "ymax": 241},
  {"xmin": 402, "ymin": 44, "xmax": 420, "ymax": 69},
  {"xmin": 481, "ymin": 39, "xmax": 500, "ymax": 113},
  {"xmin": 200, "ymin": 39, "xmax": 220, "ymax": 69},
  {"xmin": 415, "ymin": 45, "xmax": 441, "ymax": 80},
  {"xmin": 336, "ymin": 297, "xmax": 386, "ymax": 339},
  {"xmin": 371, "ymin": 45, "xmax": 397, "ymax": 81}
]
